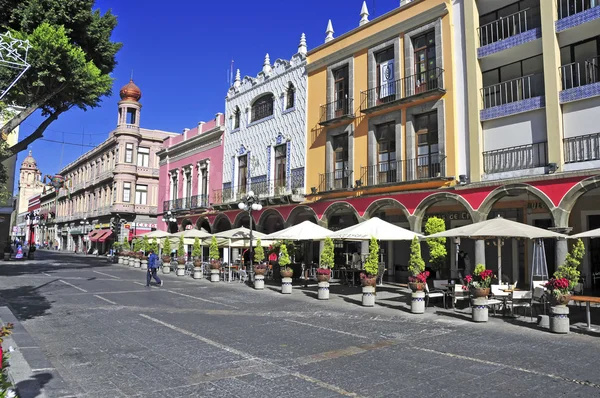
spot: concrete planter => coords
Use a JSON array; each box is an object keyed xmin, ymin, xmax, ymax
[
  {"xmin": 410, "ymin": 291, "xmax": 425, "ymax": 314},
  {"xmin": 129, "ymin": 258, "xmax": 135, "ymax": 267},
  {"xmin": 134, "ymin": 259, "xmax": 141, "ymax": 268},
  {"xmin": 550, "ymin": 306, "xmax": 569, "ymax": 334},
  {"xmin": 176, "ymin": 264, "xmax": 185, "ymax": 276},
  {"xmin": 362, "ymin": 286, "xmax": 375, "ymax": 307},
  {"xmin": 281, "ymin": 277, "xmax": 292, "ymax": 294},
  {"xmin": 210, "ymin": 269, "xmax": 220, "ymax": 282},
  {"xmin": 162, "ymin": 263, "xmax": 171, "ymax": 274},
  {"xmin": 117, "ymin": 256, "xmax": 124, "ymax": 264},
  {"xmin": 254, "ymin": 274, "xmax": 265, "ymax": 290},
  {"xmin": 3, "ymin": 253, "xmax": 10, "ymax": 261},
  {"xmin": 472, "ymin": 298, "xmax": 489, "ymax": 322},
  {"xmin": 318, "ymin": 281, "xmax": 330, "ymax": 300},
  {"xmin": 193, "ymin": 267, "xmax": 203, "ymax": 279},
  {"xmin": 140, "ymin": 259, "xmax": 148, "ymax": 270}
]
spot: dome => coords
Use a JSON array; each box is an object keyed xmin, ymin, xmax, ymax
[
  {"xmin": 21, "ymin": 150, "xmax": 37, "ymax": 168},
  {"xmin": 119, "ymin": 79, "xmax": 142, "ymax": 102}
]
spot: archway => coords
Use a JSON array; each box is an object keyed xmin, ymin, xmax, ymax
[
  {"xmin": 212, "ymin": 214, "xmax": 232, "ymax": 233},
  {"xmin": 234, "ymin": 212, "xmax": 250, "ymax": 229},
  {"xmin": 414, "ymin": 192, "xmax": 477, "ymax": 280},
  {"xmin": 258, "ymin": 209, "xmax": 285, "ymax": 235},
  {"xmin": 323, "ymin": 201, "xmax": 360, "ymax": 267},
  {"xmin": 286, "ymin": 205, "xmax": 318, "ymax": 226},
  {"xmin": 196, "ymin": 217, "xmax": 211, "ymax": 233},
  {"xmin": 181, "ymin": 218, "xmax": 193, "ymax": 231}
]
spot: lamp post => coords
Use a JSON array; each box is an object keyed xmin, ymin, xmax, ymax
[
  {"xmin": 80, "ymin": 217, "xmax": 90, "ymax": 254},
  {"xmin": 162, "ymin": 211, "xmax": 177, "ymax": 233},
  {"xmin": 238, "ymin": 190, "xmax": 262, "ymax": 282}
]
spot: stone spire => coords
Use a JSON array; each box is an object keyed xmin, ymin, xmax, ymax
[
  {"xmin": 233, "ymin": 69, "xmax": 241, "ymax": 88},
  {"xmin": 360, "ymin": 1, "xmax": 370, "ymax": 26},
  {"xmin": 263, "ymin": 53, "xmax": 272, "ymax": 74},
  {"xmin": 325, "ymin": 20, "xmax": 334, "ymax": 43},
  {"xmin": 298, "ymin": 33, "xmax": 307, "ymax": 56}
]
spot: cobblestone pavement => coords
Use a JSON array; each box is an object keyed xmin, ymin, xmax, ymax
[{"xmin": 1, "ymin": 251, "xmax": 600, "ymax": 397}]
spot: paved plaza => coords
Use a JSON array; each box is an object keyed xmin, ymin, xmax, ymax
[{"xmin": 1, "ymin": 251, "xmax": 600, "ymax": 397}]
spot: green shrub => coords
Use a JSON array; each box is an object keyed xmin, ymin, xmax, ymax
[
  {"xmin": 142, "ymin": 235, "xmax": 150, "ymax": 253},
  {"xmin": 364, "ymin": 236, "xmax": 379, "ymax": 276},
  {"xmin": 122, "ymin": 236, "xmax": 130, "ymax": 250},
  {"xmin": 162, "ymin": 236, "xmax": 171, "ymax": 256},
  {"xmin": 425, "ymin": 217, "xmax": 447, "ymax": 271},
  {"xmin": 279, "ymin": 243, "xmax": 291, "ymax": 268},
  {"xmin": 150, "ymin": 238, "xmax": 158, "ymax": 253},
  {"xmin": 177, "ymin": 236, "xmax": 185, "ymax": 257},
  {"xmin": 254, "ymin": 238, "xmax": 265, "ymax": 263},
  {"xmin": 192, "ymin": 237, "xmax": 202, "ymax": 258},
  {"xmin": 320, "ymin": 237, "xmax": 335, "ymax": 269},
  {"xmin": 209, "ymin": 236, "xmax": 219, "ymax": 260},
  {"xmin": 554, "ymin": 238, "xmax": 585, "ymax": 290},
  {"xmin": 473, "ymin": 263, "xmax": 485, "ymax": 276},
  {"xmin": 408, "ymin": 236, "xmax": 425, "ymax": 276}
]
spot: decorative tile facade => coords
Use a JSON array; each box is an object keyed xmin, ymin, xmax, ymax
[
  {"xmin": 480, "ymin": 96, "xmax": 546, "ymax": 121},
  {"xmin": 559, "ymin": 82, "xmax": 600, "ymax": 103},
  {"xmin": 556, "ymin": 6, "xmax": 600, "ymax": 32},
  {"xmin": 477, "ymin": 28, "xmax": 541, "ymax": 58}
]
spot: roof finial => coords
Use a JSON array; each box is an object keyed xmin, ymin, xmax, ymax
[
  {"xmin": 263, "ymin": 53, "xmax": 272, "ymax": 74},
  {"xmin": 298, "ymin": 33, "xmax": 307, "ymax": 56},
  {"xmin": 325, "ymin": 20, "xmax": 334, "ymax": 43},
  {"xmin": 130, "ymin": 69, "xmax": 134, "ymax": 82},
  {"xmin": 234, "ymin": 69, "xmax": 241, "ymax": 88},
  {"xmin": 360, "ymin": 1, "xmax": 370, "ymax": 26},
  {"xmin": 28, "ymin": 150, "xmax": 32, "ymax": 156}
]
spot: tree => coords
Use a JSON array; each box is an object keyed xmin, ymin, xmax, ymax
[
  {"xmin": 408, "ymin": 236, "xmax": 425, "ymax": 276},
  {"xmin": 177, "ymin": 235, "xmax": 185, "ymax": 258},
  {"xmin": 0, "ymin": 0, "xmax": 121, "ymax": 160},
  {"xmin": 192, "ymin": 237, "xmax": 201, "ymax": 259},
  {"xmin": 121, "ymin": 236, "xmax": 129, "ymax": 250},
  {"xmin": 254, "ymin": 238, "xmax": 264, "ymax": 264},
  {"xmin": 364, "ymin": 236, "xmax": 380, "ymax": 277},
  {"xmin": 162, "ymin": 237, "xmax": 171, "ymax": 257},
  {"xmin": 209, "ymin": 236, "xmax": 219, "ymax": 260},
  {"xmin": 425, "ymin": 217, "xmax": 447, "ymax": 271},
  {"xmin": 279, "ymin": 243, "xmax": 290, "ymax": 268},
  {"xmin": 320, "ymin": 237, "xmax": 334, "ymax": 269}
]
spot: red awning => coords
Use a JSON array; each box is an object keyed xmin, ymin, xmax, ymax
[
  {"xmin": 129, "ymin": 228, "xmax": 152, "ymax": 238},
  {"xmin": 97, "ymin": 230, "xmax": 113, "ymax": 243},
  {"xmin": 88, "ymin": 230, "xmax": 102, "ymax": 242}
]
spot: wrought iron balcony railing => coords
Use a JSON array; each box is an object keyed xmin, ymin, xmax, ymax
[
  {"xmin": 483, "ymin": 141, "xmax": 548, "ymax": 174},
  {"xmin": 162, "ymin": 198, "xmax": 185, "ymax": 212},
  {"xmin": 212, "ymin": 187, "xmax": 234, "ymax": 205},
  {"xmin": 478, "ymin": 7, "xmax": 540, "ymax": 47},
  {"xmin": 318, "ymin": 169, "xmax": 354, "ymax": 192},
  {"xmin": 557, "ymin": 0, "xmax": 600, "ymax": 19},
  {"xmin": 190, "ymin": 194, "xmax": 208, "ymax": 209},
  {"xmin": 560, "ymin": 55, "xmax": 600, "ymax": 90},
  {"xmin": 564, "ymin": 132, "xmax": 600, "ymax": 163},
  {"xmin": 320, "ymin": 97, "xmax": 354, "ymax": 125},
  {"xmin": 481, "ymin": 73, "xmax": 545, "ymax": 109},
  {"xmin": 360, "ymin": 68, "xmax": 445, "ymax": 112},
  {"xmin": 359, "ymin": 154, "xmax": 447, "ymax": 186}
]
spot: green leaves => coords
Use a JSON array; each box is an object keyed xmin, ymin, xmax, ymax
[
  {"xmin": 554, "ymin": 238, "xmax": 585, "ymax": 290},
  {"xmin": 364, "ymin": 236, "xmax": 379, "ymax": 276},
  {"xmin": 192, "ymin": 237, "xmax": 202, "ymax": 258},
  {"xmin": 320, "ymin": 237, "xmax": 335, "ymax": 269},
  {"xmin": 209, "ymin": 236, "xmax": 219, "ymax": 260},
  {"xmin": 408, "ymin": 236, "xmax": 425, "ymax": 276},
  {"xmin": 278, "ymin": 243, "xmax": 291, "ymax": 268},
  {"xmin": 162, "ymin": 236, "xmax": 171, "ymax": 255},
  {"xmin": 425, "ymin": 217, "xmax": 447, "ymax": 271},
  {"xmin": 254, "ymin": 238, "xmax": 264, "ymax": 263},
  {"xmin": 177, "ymin": 235, "xmax": 185, "ymax": 257}
]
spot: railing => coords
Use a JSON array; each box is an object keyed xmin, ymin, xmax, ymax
[
  {"xmin": 291, "ymin": 168, "xmax": 304, "ymax": 191},
  {"xmin": 483, "ymin": 141, "xmax": 548, "ymax": 174},
  {"xmin": 557, "ymin": 0, "xmax": 600, "ymax": 19},
  {"xmin": 560, "ymin": 56, "xmax": 600, "ymax": 90},
  {"xmin": 360, "ymin": 68, "xmax": 444, "ymax": 111},
  {"xmin": 564, "ymin": 132, "xmax": 600, "ymax": 163},
  {"xmin": 212, "ymin": 187, "xmax": 234, "ymax": 205},
  {"xmin": 272, "ymin": 178, "xmax": 288, "ymax": 196},
  {"xmin": 190, "ymin": 194, "xmax": 208, "ymax": 209},
  {"xmin": 318, "ymin": 170, "xmax": 353, "ymax": 192},
  {"xmin": 481, "ymin": 73, "xmax": 545, "ymax": 109},
  {"xmin": 320, "ymin": 97, "xmax": 354, "ymax": 124},
  {"xmin": 359, "ymin": 154, "xmax": 446, "ymax": 186},
  {"xmin": 250, "ymin": 179, "xmax": 269, "ymax": 198},
  {"xmin": 478, "ymin": 7, "xmax": 540, "ymax": 47},
  {"xmin": 162, "ymin": 198, "xmax": 185, "ymax": 212}
]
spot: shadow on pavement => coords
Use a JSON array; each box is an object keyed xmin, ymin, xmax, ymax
[{"xmin": 16, "ymin": 372, "xmax": 53, "ymax": 398}]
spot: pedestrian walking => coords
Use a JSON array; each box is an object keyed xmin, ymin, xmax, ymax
[{"xmin": 146, "ymin": 249, "xmax": 163, "ymax": 287}]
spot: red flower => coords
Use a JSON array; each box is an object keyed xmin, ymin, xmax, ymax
[
  {"xmin": 464, "ymin": 275, "xmax": 473, "ymax": 283},
  {"xmin": 0, "ymin": 345, "xmax": 3, "ymax": 370}
]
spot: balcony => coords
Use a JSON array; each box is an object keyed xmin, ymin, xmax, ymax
[
  {"xmin": 137, "ymin": 166, "xmax": 160, "ymax": 178},
  {"xmin": 564, "ymin": 132, "xmax": 600, "ymax": 163},
  {"xmin": 96, "ymin": 170, "xmax": 113, "ymax": 183},
  {"xmin": 318, "ymin": 170, "xmax": 354, "ymax": 193},
  {"xmin": 211, "ymin": 187, "xmax": 234, "ymax": 207},
  {"xmin": 190, "ymin": 194, "xmax": 208, "ymax": 209},
  {"xmin": 559, "ymin": 56, "xmax": 600, "ymax": 102},
  {"xmin": 483, "ymin": 141, "xmax": 548, "ymax": 174},
  {"xmin": 360, "ymin": 68, "xmax": 445, "ymax": 113},
  {"xmin": 480, "ymin": 74, "xmax": 545, "ymax": 120},
  {"xmin": 359, "ymin": 155, "xmax": 447, "ymax": 187},
  {"xmin": 320, "ymin": 98, "xmax": 354, "ymax": 126},
  {"xmin": 478, "ymin": 7, "xmax": 540, "ymax": 47},
  {"xmin": 163, "ymin": 198, "xmax": 185, "ymax": 212}
]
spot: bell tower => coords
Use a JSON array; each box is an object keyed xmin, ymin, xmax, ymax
[
  {"xmin": 117, "ymin": 79, "xmax": 142, "ymax": 130},
  {"xmin": 17, "ymin": 151, "xmax": 43, "ymax": 214}
]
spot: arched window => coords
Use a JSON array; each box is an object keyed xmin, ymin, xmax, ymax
[
  {"xmin": 233, "ymin": 107, "xmax": 241, "ymax": 129},
  {"xmin": 251, "ymin": 94, "xmax": 274, "ymax": 122},
  {"xmin": 286, "ymin": 83, "xmax": 295, "ymax": 110}
]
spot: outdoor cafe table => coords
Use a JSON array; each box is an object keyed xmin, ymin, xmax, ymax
[{"xmin": 570, "ymin": 295, "xmax": 600, "ymax": 331}]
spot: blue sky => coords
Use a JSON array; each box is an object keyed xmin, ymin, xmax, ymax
[{"xmin": 14, "ymin": 0, "xmax": 400, "ymax": 192}]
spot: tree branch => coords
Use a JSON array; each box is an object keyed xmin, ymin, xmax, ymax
[{"xmin": 0, "ymin": 89, "xmax": 61, "ymax": 140}]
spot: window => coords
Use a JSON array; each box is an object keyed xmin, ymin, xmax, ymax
[
  {"xmin": 238, "ymin": 155, "xmax": 248, "ymax": 192},
  {"xmin": 200, "ymin": 167, "xmax": 208, "ymax": 196},
  {"xmin": 251, "ymin": 94, "xmax": 274, "ymax": 122},
  {"xmin": 185, "ymin": 171, "xmax": 192, "ymax": 205},
  {"xmin": 286, "ymin": 84, "xmax": 295, "ymax": 110},
  {"xmin": 233, "ymin": 107, "xmax": 241, "ymax": 129},
  {"xmin": 333, "ymin": 66, "xmax": 349, "ymax": 115},
  {"xmin": 125, "ymin": 143, "xmax": 133, "ymax": 163},
  {"xmin": 135, "ymin": 184, "xmax": 147, "ymax": 205},
  {"xmin": 482, "ymin": 55, "xmax": 544, "ymax": 107},
  {"xmin": 171, "ymin": 175, "xmax": 178, "ymax": 200},
  {"xmin": 559, "ymin": 37, "xmax": 600, "ymax": 89},
  {"xmin": 376, "ymin": 122, "xmax": 397, "ymax": 183},
  {"xmin": 123, "ymin": 182, "xmax": 131, "ymax": 202},
  {"xmin": 137, "ymin": 147, "xmax": 149, "ymax": 167},
  {"xmin": 376, "ymin": 47, "xmax": 395, "ymax": 100},
  {"xmin": 126, "ymin": 108, "xmax": 136, "ymax": 124},
  {"xmin": 333, "ymin": 135, "xmax": 349, "ymax": 189},
  {"xmin": 274, "ymin": 145, "xmax": 287, "ymax": 188},
  {"xmin": 415, "ymin": 112, "xmax": 440, "ymax": 178},
  {"xmin": 413, "ymin": 31, "xmax": 437, "ymax": 94}
]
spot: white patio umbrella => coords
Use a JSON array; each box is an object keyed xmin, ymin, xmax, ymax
[
  {"xmin": 426, "ymin": 216, "xmax": 568, "ymax": 282},
  {"xmin": 570, "ymin": 228, "xmax": 600, "ymax": 239},
  {"xmin": 143, "ymin": 230, "xmax": 171, "ymax": 239},
  {"xmin": 327, "ymin": 217, "xmax": 422, "ymax": 241},
  {"xmin": 267, "ymin": 220, "xmax": 331, "ymax": 240}
]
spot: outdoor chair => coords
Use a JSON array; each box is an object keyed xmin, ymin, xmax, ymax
[
  {"xmin": 509, "ymin": 290, "xmax": 533, "ymax": 319},
  {"xmin": 532, "ymin": 280, "xmax": 547, "ymax": 290},
  {"xmin": 238, "ymin": 268, "xmax": 248, "ymax": 283},
  {"xmin": 425, "ymin": 283, "xmax": 446, "ymax": 309},
  {"xmin": 532, "ymin": 286, "xmax": 547, "ymax": 316},
  {"xmin": 450, "ymin": 284, "xmax": 470, "ymax": 308},
  {"xmin": 432, "ymin": 280, "xmax": 448, "ymax": 290}
]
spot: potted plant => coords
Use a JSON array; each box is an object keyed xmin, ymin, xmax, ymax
[
  {"xmin": 253, "ymin": 239, "xmax": 266, "ymax": 289},
  {"xmin": 360, "ymin": 237, "xmax": 379, "ymax": 307},
  {"xmin": 175, "ymin": 235, "xmax": 186, "ymax": 276},
  {"xmin": 133, "ymin": 239, "xmax": 142, "ymax": 268},
  {"xmin": 113, "ymin": 242, "xmax": 122, "ymax": 264},
  {"xmin": 208, "ymin": 236, "xmax": 221, "ymax": 282},
  {"xmin": 545, "ymin": 277, "xmax": 572, "ymax": 334},
  {"xmin": 463, "ymin": 264, "xmax": 494, "ymax": 298},
  {"xmin": 425, "ymin": 217, "xmax": 447, "ymax": 279},
  {"xmin": 317, "ymin": 237, "xmax": 335, "ymax": 300},
  {"xmin": 122, "ymin": 237, "xmax": 131, "ymax": 266},
  {"xmin": 192, "ymin": 237, "xmax": 203, "ymax": 279},
  {"xmin": 140, "ymin": 236, "xmax": 149, "ymax": 270},
  {"xmin": 407, "ymin": 236, "xmax": 425, "ymax": 292},
  {"xmin": 554, "ymin": 238, "xmax": 584, "ymax": 294},
  {"xmin": 162, "ymin": 237, "xmax": 172, "ymax": 274},
  {"xmin": 279, "ymin": 243, "xmax": 293, "ymax": 294}
]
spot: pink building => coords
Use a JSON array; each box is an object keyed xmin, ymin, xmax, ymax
[{"xmin": 157, "ymin": 114, "xmax": 225, "ymax": 232}]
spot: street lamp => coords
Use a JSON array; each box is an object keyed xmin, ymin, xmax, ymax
[
  {"xmin": 238, "ymin": 190, "xmax": 262, "ymax": 280},
  {"xmin": 80, "ymin": 217, "xmax": 90, "ymax": 254},
  {"xmin": 162, "ymin": 211, "xmax": 177, "ymax": 233}
]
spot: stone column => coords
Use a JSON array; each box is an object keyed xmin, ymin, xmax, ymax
[
  {"xmin": 550, "ymin": 227, "xmax": 572, "ymax": 269},
  {"xmin": 475, "ymin": 239, "xmax": 485, "ymax": 267}
]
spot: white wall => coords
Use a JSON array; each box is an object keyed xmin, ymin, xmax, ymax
[
  {"xmin": 452, "ymin": 0, "xmax": 469, "ymax": 177},
  {"xmin": 483, "ymin": 109, "xmax": 547, "ymax": 151},
  {"xmin": 562, "ymin": 96, "xmax": 600, "ymax": 139}
]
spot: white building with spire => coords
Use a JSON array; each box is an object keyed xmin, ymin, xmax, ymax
[{"xmin": 216, "ymin": 34, "xmax": 308, "ymax": 234}]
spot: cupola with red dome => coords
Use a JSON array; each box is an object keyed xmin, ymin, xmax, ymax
[{"xmin": 119, "ymin": 79, "xmax": 142, "ymax": 102}]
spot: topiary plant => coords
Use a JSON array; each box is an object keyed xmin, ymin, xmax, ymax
[
  {"xmin": 425, "ymin": 217, "xmax": 447, "ymax": 272},
  {"xmin": 142, "ymin": 235, "xmax": 150, "ymax": 254},
  {"xmin": 320, "ymin": 237, "xmax": 335, "ymax": 269},
  {"xmin": 162, "ymin": 236, "xmax": 172, "ymax": 257},
  {"xmin": 279, "ymin": 243, "xmax": 291, "ymax": 269},
  {"xmin": 554, "ymin": 238, "xmax": 585, "ymax": 291},
  {"xmin": 122, "ymin": 236, "xmax": 130, "ymax": 251},
  {"xmin": 209, "ymin": 236, "xmax": 219, "ymax": 260},
  {"xmin": 192, "ymin": 237, "xmax": 202, "ymax": 259},
  {"xmin": 150, "ymin": 238, "xmax": 158, "ymax": 254},
  {"xmin": 364, "ymin": 236, "xmax": 379, "ymax": 277},
  {"xmin": 254, "ymin": 238, "xmax": 265, "ymax": 264},
  {"xmin": 177, "ymin": 235, "xmax": 185, "ymax": 258},
  {"xmin": 408, "ymin": 236, "xmax": 425, "ymax": 276}
]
